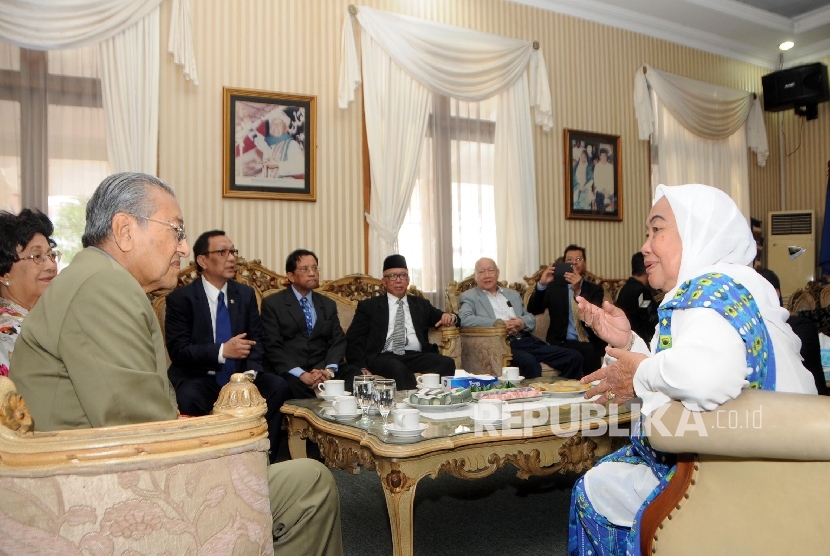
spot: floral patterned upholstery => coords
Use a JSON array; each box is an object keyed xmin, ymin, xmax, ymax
[{"xmin": 0, "ymin": 374, "xmax": 274, "ymax": 556}]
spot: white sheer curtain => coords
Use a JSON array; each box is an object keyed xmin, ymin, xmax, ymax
[
  {"xmin": 0, "ymin": 0, "xmax": 198, "ymax": 198},
  {"xmin": 634, "ymin": 64, "xmax": 768, "ymax": 218},
  {"xmin": 339, "ymin": 6, "xmax": 552, "ymax": 284}
]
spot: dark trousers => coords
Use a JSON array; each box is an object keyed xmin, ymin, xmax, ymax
[
  {"xmin": 509, "ymin": 335, "xmax": 583, "ymax": 379},
  {"xmin": 168, "ymin": 369, "xmax": 290, "ymax": 464},
  {"xmin": 283, "ymin": 363, "xmax": 365, "ymax": 399},
  {"xmin": 368, "ymin": 351, "xmax": 455, "ymax": 390},
  {"xmin": 559, "ymin": 339, "xmax": 604, "ymax": 376}
]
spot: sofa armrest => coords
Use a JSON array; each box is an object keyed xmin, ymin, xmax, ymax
[
  {"xmin": 645, "ymin": 389, "xmax": 830, "ymax": 461},
  {"xmin": 457, "ymin": 321, "xmax": 512, "ymax": 376}
]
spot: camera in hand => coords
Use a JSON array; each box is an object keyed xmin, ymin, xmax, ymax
[{"xmin": 553, "ymin": 262, "xmax": 574, "ymax": 286}]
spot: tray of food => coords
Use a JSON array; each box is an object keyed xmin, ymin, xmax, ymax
[
  {"xmin": 530, "ymin": 379, "xmax": 591, "ymax": 397},
  {"xmin": 473, "ymin": 386, "xmax": 545, "ymax": 403},
  {"xmin": 406, "ymin": 387, "xmax": 472, "ymax": 411}
]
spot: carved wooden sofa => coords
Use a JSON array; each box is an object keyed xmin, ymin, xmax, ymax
[
  {"xmin": 148, "ymin": 257, "xmax": 460, "ymax": 369},
  {"xmin": 640, "ymin": 389, "xmax": 830, "ymax": 555},
  {"xmin": 445, "ymin": 266, "xmax": 626, "ymax": 377},
  {"xmin": 0, "ymin": 374, "xmax": 274, "ymax": 555}
]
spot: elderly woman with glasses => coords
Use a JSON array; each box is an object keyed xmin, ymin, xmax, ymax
[{"xmin": 0, "ymin": 209, "xmax": 59, "ymax": 376}]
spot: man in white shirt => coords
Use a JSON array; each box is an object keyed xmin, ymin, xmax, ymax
[
  {"xmin": 345, "ymin": 254, "xmax": 457, "ymax": 390},
  {"xmin": 165, "ymin": 230, "xmax": 290, "ymax": 463},
  {"xmin": 459, "ymin": 258, "xmax": 583, "ymax": 378}
]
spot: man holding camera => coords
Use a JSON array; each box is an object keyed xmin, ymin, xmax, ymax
[{"xmin": 527, "ymin": 245, "xmax": 606, "ymax": 376}]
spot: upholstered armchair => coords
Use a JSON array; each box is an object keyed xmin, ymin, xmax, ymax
[
  {"xmin": 640, "ymin": 389, "xmax": 830, "ymax": 555},
  {"xmin": 446, "ymin": 274, "xmax": 534, "ymax": 376},
  {"xmin": 0, "ymin": 374, "xmax": 274, "ymax": 555}
]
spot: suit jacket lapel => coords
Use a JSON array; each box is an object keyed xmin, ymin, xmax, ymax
[
  {"xmin": 194, "ymin": 279, "xmax": 214, "ymax": 340},
  {"xmin": 310, "ymin": 292, "xmax": 326, "ymax": 337},
  {"xmin": 286, "ymin": 290, "xmax": 308, "ymax": 334},
  {"xmin": 227, "ymin": 281, "xmax": 241, "ymax": 335},
  {"xmin": 475, "ymin": 288, "xmax": 497, "ymax": 320}
]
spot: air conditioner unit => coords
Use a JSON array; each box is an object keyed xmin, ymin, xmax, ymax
[{"xmin": 767, "ymin": 210, "xmax": 815, "ymax": 304}]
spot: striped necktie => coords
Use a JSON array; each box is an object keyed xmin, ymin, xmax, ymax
[
  {"xmin": 299, "ymin": 296, "xmax": 314, "ymax": 337},
  {"xmin": 384, "ymin": 298, "xmax": 406, "ymax": 355}
]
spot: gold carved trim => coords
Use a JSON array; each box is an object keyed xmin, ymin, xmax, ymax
[{"xmin": 383, "ymin": 463, "xmax": 412, "ymax": 494}]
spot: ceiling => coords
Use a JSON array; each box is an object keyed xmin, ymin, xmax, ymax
[{"xmin": 513, "ymin": 0, "xmax": 830, "ymax": 69}]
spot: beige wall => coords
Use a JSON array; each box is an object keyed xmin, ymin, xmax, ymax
[{"xmin": 157, "ymin": 0, "xmax": 829, "ymax": 284}]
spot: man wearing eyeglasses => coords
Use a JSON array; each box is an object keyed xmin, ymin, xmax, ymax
[
  {"xmin": 459, "ymin": 258, "xmax": 583, "ymax": 379},
  {"xmin": 527, "ymin": 244, "xmax": 606, "ymax": 376},
  {"xmin": 261, "ymin": 249, "xmax": 369, "ymax": 399},
  {"xmin": 345, "ymin": 254, "xmax": 457, "ymax": 390},
  {"xmin": 165, "ymin": 229, "xmax": 290, "ymax": 463},
  {"xmin": 12, "ymin": 175, "xmax": 343, "ymax": 556}
]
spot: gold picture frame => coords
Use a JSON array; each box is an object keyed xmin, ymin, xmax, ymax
[
  {"xmin": 223, "ymin": 87, "xmax": 316, "ymax": 201},
  {"xmin": 564, "ymin": 129, "xmax": 621, "ymax": 221}
]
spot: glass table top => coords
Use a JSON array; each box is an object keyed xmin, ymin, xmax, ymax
[{"xmin": 285, "ymin": 386, "xmax": 635, "ymax": 445}]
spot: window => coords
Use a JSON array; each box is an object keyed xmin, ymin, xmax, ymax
[
  {"xmin": 0, "ymin": 42, "xmax": 109, "ymax": 266},
  {"xmin": 397, "ymin": 95, "xmax": 497, "ymax": 295}
]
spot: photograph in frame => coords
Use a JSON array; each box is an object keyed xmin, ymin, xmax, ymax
[
  {"xmin": 564, "ymin": 129, "xmax": 621, "ymax": 221},
  {"xmin": 223, "ymin": 87, "xmax": 316, "ymax": 201}
]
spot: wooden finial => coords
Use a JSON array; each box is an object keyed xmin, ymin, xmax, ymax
[
  {"xmin": 348, "ymin": 4, "xmax": 358, "ymax": 15},
  {"xmin": 532, "ymin": 40, "xmax": 540, "ymax": 50}
]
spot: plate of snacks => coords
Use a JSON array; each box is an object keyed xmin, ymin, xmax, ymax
[
  {"xmin": 531, "ymin": 379, "xmax": 591, "ymax": 397},
  {"xmin": 473, "ymin": 386, "xmax": 545, "ymax": 403},
  {"xmin": 406, "ymin": 387, "xmax": 472, "ymax": 411}
]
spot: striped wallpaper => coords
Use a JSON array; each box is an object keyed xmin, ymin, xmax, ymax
[{"xmin": 157, "ymin": 0, "xmax": 829, "ymax": 284}]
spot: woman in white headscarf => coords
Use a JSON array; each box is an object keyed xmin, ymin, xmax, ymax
[{"xmin": 567, "ymin": 184, "xmax": 816, "ymax": 556}]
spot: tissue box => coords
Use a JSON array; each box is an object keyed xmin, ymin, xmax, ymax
[{"xmin": 442, "ymin": 375, "xmax": 498, "ymax": 390}]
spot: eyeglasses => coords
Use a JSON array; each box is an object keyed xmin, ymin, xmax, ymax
[
  {"xmin": 383, "ymin": 272, "xmax": 409, "ymax": 281},
  {"xmin": 135, "ymin": 216, "xmax": 187, "ymax": 243},
  {"xmin": 565, "ymin": 257, "xmax": 585, "ymax": 263},
  {"xmin": 294, "ymin": 266, "xmax": 319, "ymax": 275},
  {"xmin": 205, "ymin": 249, "xmax": 239, "ymax": 258},
  {"xmin": 22, "ymin": 251, "xmax": 61, "ymax": 265}
]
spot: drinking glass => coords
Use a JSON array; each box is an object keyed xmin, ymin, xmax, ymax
[
  {"xmin": 372, "ymin": 378, "xmax": 396, "ymax": 432},
  {"xmin": 353, "ymin": 375, "xmax": 376, "ymax": 425}
]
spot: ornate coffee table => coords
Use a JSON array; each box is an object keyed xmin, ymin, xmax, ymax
[{"xmin": 282, "ymin": 395, "xmax": 636, "ymax": 556}]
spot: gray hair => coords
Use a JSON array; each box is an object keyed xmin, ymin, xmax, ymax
[{"xmin": 82, "ymin": 172, "xmax": 175, "ymax": 248}]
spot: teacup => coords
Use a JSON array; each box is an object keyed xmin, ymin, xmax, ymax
[
  {"xmin": 474, "ymin": 399, "xmax": 504, "ymax": 421},
  {"xmin": 318, "ymin": 379, "xmax": 345, "ymax": 396},
  {"xmin": 332, "ymin": 395, "xmax": 357, "ymax": 415},
  {"xmin": 393, "ymin": 408, "xmax": 420, "ymax": 430},
  {"xmin": 416, "ymin": 373, "xmax": 441, "ymax": 388},
  {"xmin": 501, "ymin": 366, "xmax": 520, "ymax": 380}
]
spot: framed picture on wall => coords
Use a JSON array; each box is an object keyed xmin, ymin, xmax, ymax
[
  {"xmin": 564, "ymin": 129, "xmax": 621, "ymax": 221},
  {"xmin": 223, "ymin": 87, "xmax": 316, "ymax": 201}
]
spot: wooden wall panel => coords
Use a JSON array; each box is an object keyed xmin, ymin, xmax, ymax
[{"xmin": 156, "ymin": 0, "xmax": 823, "ymax": 283}]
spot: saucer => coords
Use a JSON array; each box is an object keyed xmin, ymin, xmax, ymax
[
  {"xmin": 498, "ymin": 376, "xmax": 524, "ymax": 384},
  {"xmin": 318, "ymin": 391, "xmax": 351, "ymax": 402},
  {"xmin": 386, "ymin": 423, "xmax": 428, "ymax": 437},
  {"xmin": 322, "ymin": 408, "xmax": 361, "ymax": 422},
  {"xmin": 471, "ymin": 416, "xmax": 503, "ymax": 426}
]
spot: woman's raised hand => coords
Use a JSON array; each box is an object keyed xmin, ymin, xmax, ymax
[{"xmin": 575, "ymin": 298, "xmax": 632, "ymax": 349}]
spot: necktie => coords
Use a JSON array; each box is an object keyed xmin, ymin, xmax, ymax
[
  {"xmin": 215, "ymin": 291, "xmax": 235, "ymax": 386},
  {"xmin": 299, "ymin": 296, "xmax": 314, "ymax": 337},
  {"xmin": 570, "ymin": 293, "xmax": 589, "ymax": 343},
  {"xmin": 385, "ymin": 299, "xmax": 406, "ymax": 355}
]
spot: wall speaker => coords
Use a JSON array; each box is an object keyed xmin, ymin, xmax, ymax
[{"xmin": 761, "ymin": 63, "xmax": 830, "ymax": 113}]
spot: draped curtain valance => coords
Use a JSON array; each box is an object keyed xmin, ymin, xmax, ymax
[
  {"xmin": 339, "ymin": 6, "xmax": 551, "ymax": 282},
  {"xmin": 0, "ymin": 0, "xmax": 198, "ymax": 84},
  {"xmin": 634, "ymin": 64, "xmax": 767, "ymax": 165}
]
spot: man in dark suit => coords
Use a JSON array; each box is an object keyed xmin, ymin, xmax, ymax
[
  {"xmin": 165, "ymin": 230, "xmax": 290, "ymax": 462},
  {"xmin": 527, "ymin": 244, "xmax": 606, "ymax": 376},
  {"xmin": 757, "ymin": 268, "xmax": 828, "ymax": 395},
  {"xmin": 261, "ymin": 249, "xmax": 368, "ymax": 398},
  {"xmin": 615, "ymin": 252, "xmax": 657, "ymax": 344},
  {"xmin": 345, "ymin": 254, "xmax": 457, "ymax": 390}
]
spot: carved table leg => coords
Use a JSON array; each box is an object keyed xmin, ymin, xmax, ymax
[
  {"xmin": 284, "ymin": 415, "xmax": 309, "ymax": 459},
  {"xmin": 378, "ymin": 461, "xmax": 420, "ymax": 556}
]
